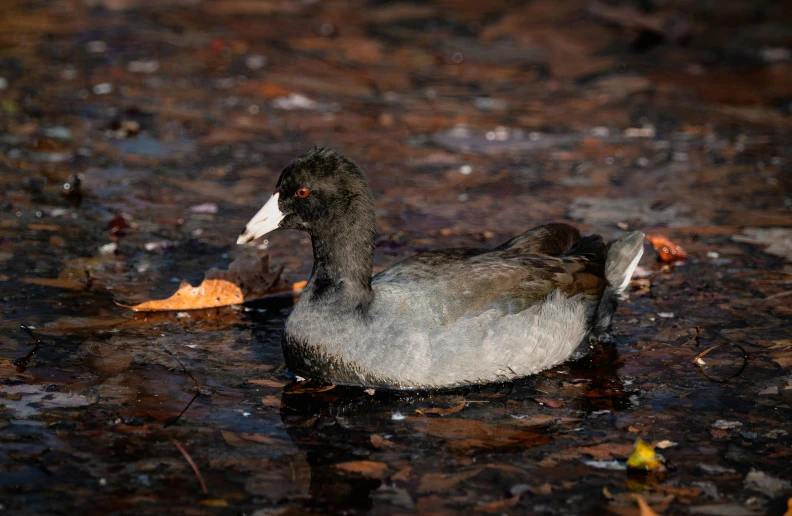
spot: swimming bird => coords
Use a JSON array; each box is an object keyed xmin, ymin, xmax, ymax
[{"xmin": 237, "ymin": 148, "xmax": 644, "ymax": 389}]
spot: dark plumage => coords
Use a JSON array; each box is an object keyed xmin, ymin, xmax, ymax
[{"xmin": 238, "ymin": 148, "xmax": 644, "ymax": 389}]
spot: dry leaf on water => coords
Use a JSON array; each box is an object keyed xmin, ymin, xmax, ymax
[
  {"xmin": 370, "ymin": 434, "xmax": 396, "ymax": 449},
  {"xmin": 419, "ymin": 399, "xmax": 466, "ymax": 416},
  {"xmin": 409, "ymin": 417, "xmax": 551, "ymax": 452},
  {"xmin": 221, "ymin": 430, "xmax": 279, "ymax": 446},
  {"xmin": 627, "ymin": 437, "xmax": 664, "ymax": 471},
  {"xmin": 333, "ymin": 460, "xmax": 389, "ymax": 478},
  {"xmin": 283, "ymin": 383, "xmax": 335, "ymax": 395},
  {"xmin": 117, "ymin": 254, "xmax": 307, "ymax": 311},
  {"xmin": 475, "ymin": 495, "xmax": 521, "ymax": 513},
  {"xmin": 532, "ymin": 396, "xmax": 566, "ymax": 408},
  {"xmin": 646, "ymin": 235, "xmax": 688, "ymax": 263},
  {"xmin": 632, "ymin": 494, "xmax": 661, "ymax": 516},
  {"xmin": 248, "ymin": 379, "xmax": 286, "ymax": 388},
  {"xmin": 261, "ymin": 396, "xmax": 282, "ymax": 408}
]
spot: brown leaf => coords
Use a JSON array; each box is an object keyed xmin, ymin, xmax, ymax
[
  {"xmin": 117, "ymin": 254, "xmax": 307, "ymax": 311},
  {"xmin": 222, "ymin": 430, "xmax": 280, "ymax": 446},
  {"xmin": 646, "ymin": 235, "xmax": 688, "ymax": 263},
  {"xmin": 249, "ymin": 379, "xmax": 286, "ymax": 388},
  {"xmin": 420, "ymin": 399, "xmax": 466, "ymax": 416},
  {"xmin": 333, "ymin": 461, "xmax": 389, "ymax": 478},
  {"xmin": 283, "ymin": 383, "xmax": 335, "ymax": 395},
  {"xmin": 238, "ymin": 433, "xmax": 279, "ymax": 445},
  {"xmin": 532, "ymin": 397, "xmax": 566, "ymax": 408},
  {"xmin": 632, "ymin": 494, "xmax": 661, "ymax": 516},
  {"xmin": 391, "ymin": 467, "xmax": 412, "ymax": 482},
  {"xmin": 475, "ymin": 495, "xmax": 521, "ymax": 513},
  {"xmin": 261, "ymin": 396, "xmax": 282, "ymax": 408},
  {"xmin": 417, "ymin": 468, "xmax": 484, "ymax": 494},
  {"xmin": 409, "ymin": 417, "xmax": 551, "ymax": 452},
  {"xmin": 370, "ymin": 434, "xmax": 396, "ymax": 449}
]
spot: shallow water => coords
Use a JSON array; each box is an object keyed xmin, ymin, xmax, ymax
[{"xmin": 1, "ymin": 1, "xmax": 791, "ymax": 514}]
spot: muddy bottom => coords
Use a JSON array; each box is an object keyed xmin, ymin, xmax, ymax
[{"xmin": 1, "ymin": 0, "xmax": 791, "ymax": 514}]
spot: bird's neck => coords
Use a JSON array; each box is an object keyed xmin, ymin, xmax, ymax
[{"xmin": 307, "ymin": 216, "xmax": 376, "ymax": 306}]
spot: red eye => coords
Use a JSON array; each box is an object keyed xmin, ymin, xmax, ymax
[{"xmin": 296, "ymin": 187, "xmax": 309, "ymax": 199}]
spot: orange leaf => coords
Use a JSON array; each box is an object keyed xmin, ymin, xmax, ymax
[
  {"xmin": 370, "ymin": 434, "xmax": 396, "ymax": 449},
  {"xmin": 332, "ymin": 461, "xmax": 389, "ymax": 478},
  {"xmin": 632, "ymin": 494, "xmax": 661, "ymax": 516},
  {"xmin": 249, "ymin": 379, "xmax": 286, "ymax": 388},
  {"xmin": 475, "ymin": 495, "xmax": 521, "ymax": 513},
  {"xmin": 532, "ymin": 397, "xmax": 566, "ymax": 408},
  {"xmin": 420, "ymin": 399, "xmax": 466, "ymax": 416},
  {"xmin": 261, "ymin": 396, "xmax": 282, "ymax": 408},
  {"xmin": 646, "ymin": 235, "xmax": 688, "ymax": 263},
  {"xmin": 117, "ymin": 254, "xmax": 307, "ymax": 311}
]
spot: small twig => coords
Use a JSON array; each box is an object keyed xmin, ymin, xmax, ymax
[
  {"xmin": 160, "ymin": 346, "xmax": 202, "ymax": 427},
  {"xmin": 690, "ymin": 342, "xmax": 750, "ymax": 384},
  {"xmin": 13, "ymin": 325, "xmax": 45, "ymax": 372},
  {"xmin": 759, "ymin": 290, "xmax": 792, "ymax": 304},
  {"xmin": 680, "ymin": 326, "xmax": 701, "ymax": 348},
  {"xmin": 161, "ymin": 348, "xmax": 201, "ymax": 387},
  {"xmin": 171, "ymin": 439, "xmax": 208, "ymax": 495},
  {"xmin": 163, "ymin": 392, "xmax": 200, "ymax": 429}
]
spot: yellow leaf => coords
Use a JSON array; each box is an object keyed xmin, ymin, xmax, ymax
[
  {"xmin": 626, "ymin": 437, "xmax": 663, "ymax": 470},
  {"xmin": 784, "ymin": 498, "xmax": 792, "ymax": 516}
]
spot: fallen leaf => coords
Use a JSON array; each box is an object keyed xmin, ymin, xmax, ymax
[
  {"xmin": 249, "ymin": 379, "xmax": 285, "ymax": 388},
  {"xmin": 370, "ymin": 434, "xmax": 396, "ymax": 449},
  {"xmin": 532, "ymin": 396, "xmax": 566, "ymax": 408},
  {"xmin": 392, "ymin": 467, "xmax": 412, "ymax": 482},
  {"xmin": 475, "ymin": 495, "xmax": 521, "ymax": 513},
  {"xmin": 283, "ymin": 383, "xmax": 335, "ymax": 395},
  {"xmin": 200, "ymin": 499, "xmax": 228, "ymax": 507},
  {"xmin": 408, "ymin": 417, "xmax": 550, "ymax": 452},
  {"xmin": 420, "ymin": 399, "xmax": 466, "ymax": 415},
  {"xmin": 261, "ymin": 396, "xmax": 282, "ymax": 408},
  {"xmin": 417, "ymin": 468, "xmax": 484, "ymax": 494},
  {"xmin": 117, "ymin": 254, "xmax": 307, "ymax": 311},
  {"xmin": 646, "ymin": 235, "xmax": 688, "ymax": 263},
  {"xmin": 333, "ymin": 461, "xmax": 389, "ymax": 478},
  {"xmin": 632, "ymin": 494, "xmax": 661, "ymax": 516},
  {"xmin": 784, "ymin": 498, "xmax": 792, "ymax": 516},
  {"xmin": 238, "ymin": 433, "xmax": 279, "ymax": 445},
  {"xmin": 627, "ymin": 438, "xmax": 664, "ymax": 471},
  {"xmin": 27, "ymin": 223, "xmax": 60, "ymax": 231},
  {"xmin": 221, "ymin": 430, "xmax": 279, "ymax": 447}
]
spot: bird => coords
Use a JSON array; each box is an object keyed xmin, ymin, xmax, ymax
[{"xmin": 237, "ymin": 148, "xmax": 644, "ymax": 390}]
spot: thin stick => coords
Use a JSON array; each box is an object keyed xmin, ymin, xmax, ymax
[
  {"xmin": 159, "ymin": 346, "xmax": 202, "ymax": 427},
  {"xmin": 680, "ymin": 326, "xmax": 701, "ymax": 348},
  {"xmin": 690, "ymin": 342, "xmax": 750, "ymax": 383},
  {"xmin": 171, "ymin": 439, "xmax": 208, "ymax": 495},
  {"xmin": 14, "ymin": 325, "xmax": 45, "ymax": 372}
]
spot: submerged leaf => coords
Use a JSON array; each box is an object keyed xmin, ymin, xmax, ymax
[{"xmin": 117, "ymin": 254, "xmax": 307, "ymax": 311}]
